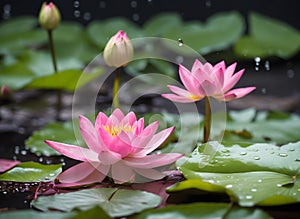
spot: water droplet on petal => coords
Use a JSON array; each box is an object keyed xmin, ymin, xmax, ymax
[
  {"xmin": 278, "ymin": 153, "xmax": 288, "ymax": 157},
  {"xmin": 225, "ymin": 184, "xmax": 233, "ymax": 189}
]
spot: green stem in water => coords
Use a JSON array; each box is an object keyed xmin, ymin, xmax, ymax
[
  {"xmin": 203, "ymin": 96, "xmax": 211, "ymax": 143},
  {"xmin": 48, "ymin": 30, "xmax": 61, "ymax": 120},
  {"xmin": 113, "ymin": 68, "xmax": 120, "ymax": 109}
]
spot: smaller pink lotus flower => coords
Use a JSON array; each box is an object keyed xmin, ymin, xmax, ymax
[
  {"xmin": 45, "ymin": 109, "xmax": 183, "ymax": 184},
  {"xmin": 162, "ymin": 59, "xmax": 256, "ymax": 102},
  {"xmin": 103, "ymin": 30, "xmax": 134, "ymax": 68},
  {"xmin": 38, "ymin": 2, "xmax": 61, "ymax": 30}
]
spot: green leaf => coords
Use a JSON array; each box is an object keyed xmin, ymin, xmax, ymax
[
  {"xmin": 0, "ymin": 210, "xmax": 74, "ymax": 219},
  {"xmin": 234, "ymin": 12, "xmax": 300, "ymax": 59},
  {"xmin": 68, "ymin": 206, "xmax": 112, "ymax": 219},
  {"xmin": 164, "ymin": 11, "xmax": 244, "ymax": 54},
  {"xmin": 143, "ymin": 13, "xmax": 182, "ymax": 36},
  {"xmin": 25, "ymin": 68, "xmax": 103, "ymax": 92},
  {"xmin": 175, "ymin": 141, "xmax": 300, "ymax": 206},
  {"xmin": 31, "ymin": 188, "xmax": 162, "ymax": 217},
  {"xmin": 223, "ymin": 109, "xmax": 300, "ymax": 144},
  {"xmin": 87, "ymin": 18, "xmax": 142, "ymax": 48},
  {"xmin": 25, "ymin": 120, "xmax": 85, "ymax": 156},
  {"xmin": 0, "ymin": 162, "xmax": 61, "ymax": 182},
  {"xmin": 131, "ymin": 202, "xmax": 272, "ymax": 219}
]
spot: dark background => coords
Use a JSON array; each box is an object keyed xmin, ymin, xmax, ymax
[{"xmin": 0, "ymin": 0, "xmax": 299, "ymax": 31}]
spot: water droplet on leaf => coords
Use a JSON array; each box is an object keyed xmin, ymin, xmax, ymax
[
  {"xmin": 251, "ymin": 188, "xmax": 257, "ymax": 192},
  {"xmin": 253, "ymin": 156, "xmax": 260, "ymax": 160},
  {"xmin": 225, "ymin": 184, "xmax": 233, "ymax": 189},
  {"xmin": 245, "ymin": 195, "xmax": 253, "ymax": 200},
  {"xmin": 278, "ymin": 153, "xmax": 288, "ymax": 157},
  {"xmin": 240, "ymin": 151, "xmax": 247, "ymax": 155}
]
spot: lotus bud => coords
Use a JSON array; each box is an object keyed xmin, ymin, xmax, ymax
[
  {"xmin": 1, "ymin": 85, "xmax": 12, "ymax": 98},
  {"xmin": 103, "ymin": 30, "xmax": 134, "ymax": 67},
  {"xmin": 38, "ymin": 2, "xmax": 61, "ymax": 30}
]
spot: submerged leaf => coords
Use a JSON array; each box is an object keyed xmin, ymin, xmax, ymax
[
  {"xmin": 0, "ymin": 210, "xmax": 74, "ymax": 219},
  {"xmin": 175, "ymin": 141, "xmax": 300, "ymax": 206},
  {"xmin": 32, "ymin": 188, "xmax": 161, "ymax": 217},
  {"xmin": 0, "ymin": 162, "xmax": 61, "ymax": 182}
]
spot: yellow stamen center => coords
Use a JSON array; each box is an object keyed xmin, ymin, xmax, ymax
[
  {"xmin": 189, "ymin": 94, "xmax": 201, "ymax": 101},
  {"xmin": 103, "ymin": 125, "xmax": 134, "ymax": 137}
]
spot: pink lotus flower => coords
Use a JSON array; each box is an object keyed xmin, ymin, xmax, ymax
[
  {"xmin": 103, "ymin": 30, "xmax": 134, "ymax": 68},
  {"xmin": 162, "ymin": 59, "xmax": 256, "ymax": 102},
  {"xmin": 45, "ymin": 109, "xmax": 183, "ymax": 184}
]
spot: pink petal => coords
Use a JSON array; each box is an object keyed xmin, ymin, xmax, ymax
[
  {"xmin": 110, "ymin": 108, "xmax": 124, "ymax": 122},
  {"xmin": 121, "ymin": 111, "xmax": 137, "ymax": 126},
  {"xmin": 224, "ymin": 62, "xmax": 237, "ymax": 82},
  {"xmin": 98, "ymin": 127, "xmax": 114, "ymax": 147},
  {"xmin": 167, "ymin": 85, "xmax": 193, "ymax": 97},
  {"xmin": 98, "ymin": 150, "xmax": 122, "ymax": 165},
  {"xmin": 161, "ymin": 94, "xmax": 196, "ymax": 103},
  {"xmin": 179, "ymin": 64, "xmax": 200, "ymax": 95},
  {"xmin": 108, "ymin": 132, "xmax": 133, "ymax": 157},
  {"xmin": 57, "ymin": 162, "xmax": 95, "ymax": 183},
  {"xmin": 0, "ymin": 159, "xmax": 20, "ymax": 172},
  {"xmin": 201, "ymin": 80, "xmax": 218, "ymax": 96},
  {"xmin": 124, "ymin": 153, "xmax": 184, "ymax": 169},
  {"xmin": 44, "ymin": 140, "xmax": 98, "ymax": 162},
  {"xmin": 222, "ymin": 69, "xmax": 245, "ymax": 92},
  {"xmin": 111, "ymin": 161, "xmax": 135, "ymax": 184},
  {"xmin": 134, "ymin": 168, "xmax": 166, "ymax": 180},
  {"xmin": 133, "ymin": 118, "xmax": 144, "ymax": 135},
  {"xmin": 79, "ymin": 115, "xmax": 103, "ymax": 153},
  {"xmin": 191, "ymin": 59, "xmax": 204, "ymax": 73},
  {"xmin": 214, "ymin": 60, "xmax": 226, "ymax": 71},
  {"xmin": 95, "ymin": 112, "xmax": 108, "ymax": 129},
  {"xmin": 223, "ymin": 87, "xmax": 256, "ymax": 101},
  {"xmin": 134, "ymin": 127, "xmax": 175, "ymax": 157}
]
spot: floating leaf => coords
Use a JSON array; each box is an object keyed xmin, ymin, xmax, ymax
[
  {"xmin": 164, "ymin": 11, "xmax": 244, "ymax": 54},
  {"xmin": 25, "ymin": 120, "xmax": 85, "ymax": 156},
  {"xmin": 0, "ymin": 210, "xmax": 74, "ymax": 219},
  {"xmin": 234, "ymin": 12, "xmax": 300, "ymax": 59},
  {"xmin": 68, "ymin": 206, "xmax": 112, "ymax": 219},
  {"xmin": 32, "ymin": 188, "xmax": 161, "ymax": 217},
  {"xmin": 0, "ymin": 162, "xmax": 61, "ymax": 182},
  {"xmin": 175, "ymin": 141, "xmax": 300, "ymax": 206},
  {"xmin": 25, "ymin": 68, "xmax": 103, "ymax": 92},
  {"xmin": 131, "ymin": 202, "xmax": 272, "ymax": 219},
  {"xmin": 223, "ymin": 109, "xmax": 300, "ymax": 144}
]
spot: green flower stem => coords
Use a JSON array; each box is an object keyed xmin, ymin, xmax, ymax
[
  {"xmin": 113, "ymin": 68, "xmax": 120, "ymax": 109},
  {"xmin": 203, "ymin": 96, "xmax": 211, "ymax": 143},
  {"xmin": 48, "ymin": 30, "xmax": 61, "ymax": 120}
]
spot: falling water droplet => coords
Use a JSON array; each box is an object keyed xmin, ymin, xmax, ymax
[
  {"xmin": 130, "ymin": 0, "xmax": 137, "ymax": 8},
  {"xmin": 20, "ymin": 150, "xmax": 27, "ymax": 155},
  {"xmin": 240, "ymin": 151, "xmax": 247, "ymax": 156},
  {"xmin": 261, "ymin": 88, "xmax": 267, "ymax": 94},
  {"xmin": 73, "ymin": 1, "xmax": 80, "ymax": 8},
  {"xmin": 287, "ymin": 69, "xmax": 295, "ymax": 78},
  {"xmin": 38, "ymin": 157, "xmax": 44, "ymax": 162},
  {"xmin": 74, "ymin": 10, "xmax": 81, "ymax": 18},
  {"xmin": 254, "ymin": 57, "xmax": 261, "ymax": 71},
  {"xmin": 254, "ymin": 57, "xmax": 261, "ymax": 63},
  {"xmin": 3, "ymin": 191, "xmax": 7, "ymax": 195},
  {"xmin": 225, "ymin": 184, "xmax": 233, "ymax": 189},
  {"xmin": 175, "ymin": 56, "xmax": 184, "ymax": 64},
  {"xmin": 132, "ymin": 13, "xmax": 140, "ymax": 22},
  {"xmin": 205, "ymin": 0, "xmax": 212, "ymax": 7},
  {"xmin": 2, "ymin": 4, "xmax": 11, "ymax": 19},
  {"xmin": 178, "ymin": 38, "xmax": 184, "ymax": 46},
  {"xmin": 83, "ymin": 12, "xmax": 91, "ymax": 21},
  {"xmin": 278, "ymin": 153, "xmax": 288, "ymax": 157},
  {"xmin": 14, "ymin": 146, "xmax": 20, "ymax": 155},
  {"xmin": 253, "ymin": 156, "xmax": 260, "ymax": 160},
  {"xmin": 99, "ymin": 1, "xmax": 106, "ymax": 8},
  {"xmin": 264, "ymin": 60, "xmax": 271, "ymax": 71}
]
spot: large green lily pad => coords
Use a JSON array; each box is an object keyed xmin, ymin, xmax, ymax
[
  {"xmin": 32, "ymin": 188, "xmax": 161, "ymax": 217},
  {"xmin": 234, "ymin": 12, "xmax": 300, "ymax": 59},
  {"xmin": 173, "ymin": 141, "xmax": 300, "ymax": 206},
  {"xmin": 0, "ymin": 162, "xmax": 61, "ymax": 182}
]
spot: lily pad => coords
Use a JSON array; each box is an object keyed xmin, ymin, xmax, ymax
[
  {"xmin": 0, "ymin": 210, "xmax": 74, "ymax": 219},
  {"xmin": 25, "ymin": 68, "xmax": 103, "ymax": 92},
  {"xmin": 0, "ymin": 162, "xmax": 62, "ymax": 182},
  {"xmin": 234, "ymin": 12, "xmax": 300, "ymax": 59},
  {"xmin": 131, "ymin": 202, "xmax": 272, "ymax": 219},
  {"xmin": 174, "ymin": 141, "xmax": 300, "ymax": 206},
  {"xmin": 25, "ymin": 120, "xmax": 85, "ymax": 156},
  {"xmin": 31, "ymin": 188, "xmax": 161, "ymax": 217},
  {"xmin": 68, "ymin": 206, "xmax": 112, "ymax": 219}
]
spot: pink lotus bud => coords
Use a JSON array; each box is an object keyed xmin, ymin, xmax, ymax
[
  {"xmin": 1, "ymin": 85, "xmax": 11, "ymax": 97},
  {"xmin": 103, "ymin": 30, "xmax": 134, "ymax": 67},
  {"xmin": 38, "ymin": 2, "xmax": 61, "ymax": 30}
]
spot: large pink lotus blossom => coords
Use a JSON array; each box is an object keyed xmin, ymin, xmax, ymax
[
  {"xmin": 162, "ymin": 59, "xmax": 256, "ymax": 102},
  {"xmin": 45, "ymin": 109, "xmax": 183, "ymax": 184}
]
